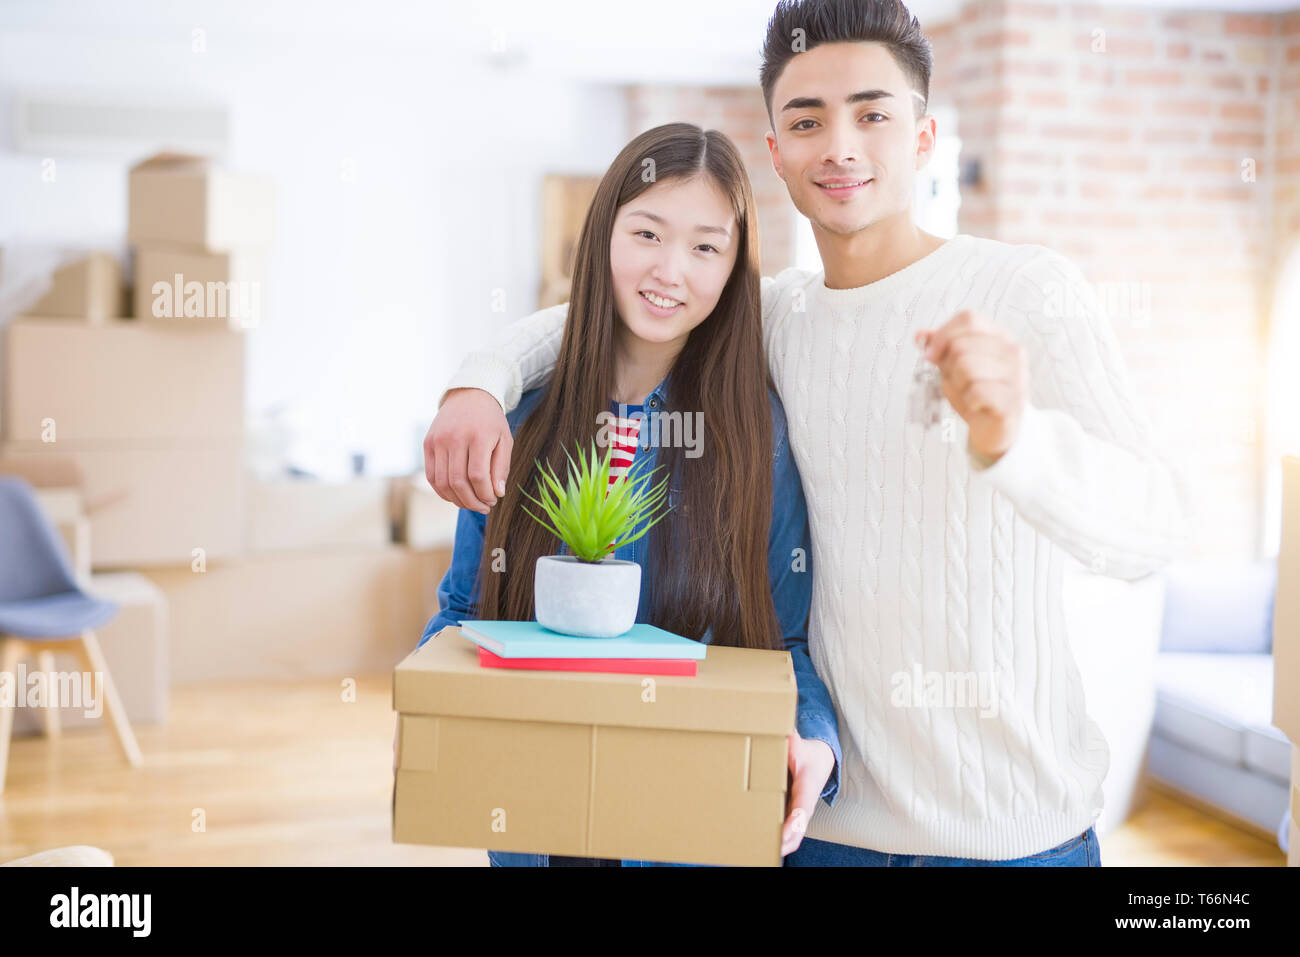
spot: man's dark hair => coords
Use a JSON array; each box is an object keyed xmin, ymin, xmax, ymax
[{"xmin": 760, "ymin": 0, "xmax": 932, "ymax": 122}]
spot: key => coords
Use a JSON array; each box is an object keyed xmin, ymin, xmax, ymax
[{"xmin": 908, "ymin": 354, "xmax": 943, "ymax": 429}]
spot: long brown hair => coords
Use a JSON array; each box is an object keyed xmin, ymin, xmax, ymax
[{"xmin": 476, "ymin": 122, "xmax": 782, "ymax": 651}]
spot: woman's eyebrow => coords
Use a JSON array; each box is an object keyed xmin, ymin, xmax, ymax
[{"xmin": 626, "ymin": 209, "xmax": 730, "ymax": 237}]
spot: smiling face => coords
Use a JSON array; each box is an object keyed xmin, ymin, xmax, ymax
[
  {"xmin": 765, "ymin": 41, "xmax": 935, "ymax": 238},
  {"xmin": 608, "ymin": 174, "xmax": 739, "ymax": 352}
]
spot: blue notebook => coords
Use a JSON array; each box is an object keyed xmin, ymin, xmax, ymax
[{"xmin": 456, "ymin": 620, "xmax": 707, "ymax": 660}]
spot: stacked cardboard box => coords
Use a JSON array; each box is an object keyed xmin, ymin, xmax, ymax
[
  {"xmin": 393, "ymin": 624, "xmax": 797, "ymax": 866},
  {"xmin": 145, "ymin": 545, "xmax": 449, "ymax": 681},
  {"xmin": 1, "ymin": 317, "xmax": 245, "ymax": 567},
  {"xmin": 0, "ymin": 455, "xmax": 91, "ymax": 583},
  {"xmin": 538, "ymin": 174, "xmax": 600, "ymax": 308},
  {"xmin": 10, "ymin": 572, "xmax": 168, "ymax": 736},
  {"xmin": 245, "ymin": 477, "xmax": 390, "ymax": 553},
  {"xmin": 0, "ymin": 452, "xmax": 172, "ymax": 736},
  {"xmin": 33, "ymin": 487, "xmax": 91, "ymax": 583},
  {"xmin": 23, "ymin": 251, "xmax": 128, "ymax": 323},
  {"xmin": 388, "ymin": 473, "xmax": 460, "ymax": 549},
  {"xmin": 129, "ymin": 152, "xmax": 273, "ymax": 331}
]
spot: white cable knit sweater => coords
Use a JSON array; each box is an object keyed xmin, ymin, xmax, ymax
[{"xmin": 442, "ymin": 233, "xmax": 1191, "ymax": 859}]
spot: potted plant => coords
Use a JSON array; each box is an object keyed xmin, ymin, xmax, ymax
[{"xmin": 520, "ymin": 438, "xmax": 673, "ymax": 638}]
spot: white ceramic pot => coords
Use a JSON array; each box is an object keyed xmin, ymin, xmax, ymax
[{"xmin": 534, "ymin": 555, "xmax": 641, "ymax": 638}]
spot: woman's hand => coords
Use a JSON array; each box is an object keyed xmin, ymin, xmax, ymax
[
  {"xmin": 782, "ymin": 732, "xmax": 835, "ymax": 856},
  {"xmin": 424, "ymin": 388, "xmax": 514, "ymax": 513}
]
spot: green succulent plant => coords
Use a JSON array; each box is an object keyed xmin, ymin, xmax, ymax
[{"xmin": 519, "ymin": 438, "xmax": 674, "ymax": 563}]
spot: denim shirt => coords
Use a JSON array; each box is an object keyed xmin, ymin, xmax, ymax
[{"xmin": 419, "ymin": 372, "xmax": 842, "ymax": 848}]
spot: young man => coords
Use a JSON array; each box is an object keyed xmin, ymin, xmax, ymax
[{"xmin": 422, "ymin": 0, "xmax": 1189, "ymax": 865}]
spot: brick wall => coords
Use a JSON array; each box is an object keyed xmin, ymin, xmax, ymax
[
  {"xmin": 1276, "ymin": 14, "xmax": 1300, "ymax": 271},
  {"xmin": 627, "ymin": 2, "xmax": 1296, "ymax": 561},
  {"xmin": 625, "ymin": 86, "xmax": 798, "ymax": 274},
  {"xmin": 929, "ymin": 1, "xmax": 1299, "ymax": 561}
]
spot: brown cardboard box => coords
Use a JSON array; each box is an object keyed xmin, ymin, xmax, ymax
[
  {"xmin": 3, "ymin": 318, "xmax": 244, "ymax": 443},
  {"xmin": 0, "ymin": 452, "xmax": 83, "ymax": 490},
  {"xmin": 245, "ymin": 477, "xmax": 390, "ymax": 552},
  {"xmin": 392, "ymin": 625, "xmax": 796, "ymax": 866},
  {"xmin": 0, "ymin": 441, "xmax": 245, "ymax": 568},
  {"xmin": 144, "ymin": 544, "xmax": 449, "ymax": 681},
  {"xmin": 390, "ymin": 473, "xmax": 459, "ymax": 549},
  {"xmin": 1275, "ymin": 457, "xmax": 1300, "ymax": 744},
  {"xmin": 11, "ymin": 572, "xmax": 168, "ymax": 736},
  {"xmin": 539, "ymin": 174, "xmax": 600, "ymax": 308},
  {"xmin": 34, "ymin": 488, "xmax": 91, "ymax": 582},
  {"xmin": 26, "ymin": 252, "xmax": 125, "ymax": 323},
  {"xmin": 128, "ymin": 152, "xmax": 273, "ymax": 250},
  {"xmin": 134, "ymin": 246, "xmax": 267, "ymax": 330}
]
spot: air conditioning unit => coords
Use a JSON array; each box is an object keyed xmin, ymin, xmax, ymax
[{"xmin": 13, "ymin": 90, "xmax": 229, "ymax": 159}]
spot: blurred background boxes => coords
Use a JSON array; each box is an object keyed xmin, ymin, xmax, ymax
[
  {"xmin": 134, "ymin": 246, "xmax": 267, "ymax": 329},
  {"xmin": 128, "ymin": 152, "xmax": 274, "ymax": 250},
  {"xmin": 1, "ymin": 314, "xmax": 247, "ymax": 567},
  {"xmin": 0, "ymin": 441, "xmax": 245, "ymax": 568},
  {"xmin": 10, "ymin": 572, "xmax": 168, "ymax": 736},
  {"xmin": 143, "ymin": 544, "xmax": 447, "ymax": 681},
  {"xmin": 245, "ymin": 476, "xmax": 389, "ymax": 552},
  {"xmin": 33, "ymin": 486, "xmax": 91, "ymax": 582},
  {"xmin": 2, "ymin": 317, "xmax": 244, "ymax": 443},
  {"xmin": 23, "ymin": 252, "xmax": 127, "ymax": 323},
  {"xmin": 538, "ymin": 174, "xmax": 600, "ymax": 308},
  {"xmin": 388, "ymin": 473, "xmax": 459, "ymax": 550}
]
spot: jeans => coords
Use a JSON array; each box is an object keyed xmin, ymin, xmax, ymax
[{"xmin": 783, "ymin": 826, "xmax": 1101, "ymax": 867}]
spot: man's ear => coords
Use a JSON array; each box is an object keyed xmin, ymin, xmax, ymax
[
  {"xmin": 914, "ymin": 114, "xmax": 937, "ymax": 172},
  {"xmin": 765, "ymin": 129, "xmax": 786, "ymax": 182}
]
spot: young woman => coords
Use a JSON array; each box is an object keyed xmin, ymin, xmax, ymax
[{"xmin": 418, "ymin": 122, "xmax": 840, "ymax": 867}]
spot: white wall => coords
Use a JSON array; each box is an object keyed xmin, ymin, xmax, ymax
[{"xmin": 0, "ymin": 0, "xmax": 629, "ymax": 477}]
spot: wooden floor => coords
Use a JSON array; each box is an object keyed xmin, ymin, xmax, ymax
[{"xmin": 0, "ymin": 675, "xmax": 1287, "ymax": 867}]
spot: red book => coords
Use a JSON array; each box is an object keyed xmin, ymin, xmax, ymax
[{"xmin": 477, "ymin": 645, "xmax": 697, "ymax": 676}]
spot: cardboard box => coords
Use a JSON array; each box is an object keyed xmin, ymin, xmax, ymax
[
  {"xmin": 26, "ymin": 252, "xmax": 125, "ymax": 323},
  {"xmin": 392, "ymin": 625, "xmax": 796, "ymax": 866},
  {"xmin": 0, "ymin": 452, "xmax": 83, "ymax": 490},
  {"xmin": 11, "ymin": 572, "xmax": 168, "ymax": 736},
  {"xmin": 3, "ymin": 318, "xmax": 244, "ymax": 443},
  {"xmin": 390, "ymin": 474, "xmax": 459, "ymax": 549},
  {"xmin": 144, "ymin": 545, "xmax": 450, "ymax": 680},
  {"xmin": 1291, "ymin": 815, "xmax": 1299, "ymax": 867},
  {"xmin": 245, "ymin": 477, "xmax": 390, "ymax": 552},
  {"xmin": 128, "ymin": 152, "xmax": 273, "ymax": 250},
  {"xmin": 539, "ymin": 174, "xmax": 601, "ymax": 308},
  {"xmin": 1275, "ymin": 457, "xmax": 1300, "ymax": 744},
  {"xmin": 134, "ymin": 246, "xmax": 267, "ymax": 330},
  {"xmin": 0, "ymin": 441, "xmax": 245, "ymax": 568},
  {"xmin": 34, "ymin": 488, "xmax": 91, "ymax": 583}
]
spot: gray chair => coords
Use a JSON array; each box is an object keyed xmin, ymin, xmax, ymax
[{"xmin": 0, "ymin": 476, "xmax": 142, "ymax": 793}]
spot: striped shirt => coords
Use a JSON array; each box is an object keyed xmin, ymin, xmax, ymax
[{"xmin": 607, "ymin": 404, "xmax": 644, "ymax": 489}]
